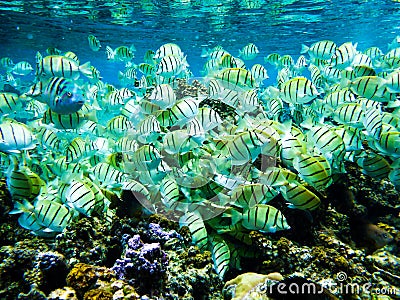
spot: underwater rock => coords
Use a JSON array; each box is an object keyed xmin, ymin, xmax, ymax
[
  {"xmin": 223, "ymin": 272, "xmax": 282, "ymax": 300},
  {"xmin": 0, "ymin": 238, "xmax": 50, "ymax": 299},
  {"xmin": 66, "ymin": 263, "xmax": 115, "ymax": 298},
  {"xmin": 48, "ymin": 287, "xmax": 78, "ymax": 300},
  {"xmin": 54, "ymin": 217, "xmax": 122, "ymax": 267},
  {"xmin": 112, "ymin": 234, "xmax": 168, "ymax": 295}
]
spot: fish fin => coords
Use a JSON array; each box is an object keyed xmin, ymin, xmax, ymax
[
  {"xmin": 79, "ymin": 61, "xmax": 92, "ymax": 77},
  {"xmin": 300, "ymin": 44, "xmax": 309, "ymax": 54}
]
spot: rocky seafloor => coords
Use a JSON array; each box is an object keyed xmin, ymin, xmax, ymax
[{"xmin": 0, "ymin": 80, "xmax": 399, "ymax": 300}]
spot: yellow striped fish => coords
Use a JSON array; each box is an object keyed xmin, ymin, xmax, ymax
[
  {"xmin": 216, "ymin": 68, "xmax": 257, "ymax": 91},
  {"xmin": 239, "ymin": 43, "xmax": 259, "ymax": 60},
  {"xmin": 209, "ymin": 235, "xmax": 230, "ymax": 279},
  {"xmin": 280, "ymin": 77, "xmax": 319, "ymax": 104},
  {"xmin": 229, "ymin": 183, "xmax": 277, "ymax": 208},
  {"xmin": 42, "ymin": 108, "xmax": 96, "ymax": 130},
  {"xmin": 374, "ymin": 131, "xmax": 400, "ymax": 157},
  {"xmin": 160, "ymin": 176, "xmax": 180, "ymax": 210},
  {"xmin": 179, "ymin": 212, "xmax": 208, "ymax": 251},
  {"xmin": 88, "ymin": 34, "xmax": 101, "ymax": 51},
  {"xmin": 293, "ymin": 153, "xmax": 332, "ymax": 191},
  {"xmin": 34, "ymin": 199, "xmax": 76, "ymax": 232},
  {"xmin": 280, "ymin": 181, "xmax": 321, "ymax": 211},
  {"xmin": 333, "ymin": 103, "xmax": 364, "ymax": 127},
  {"xmin": 64, "ymin": 179, "xmax": 97, "ymax": 216},
  {"xmin": 90, "ymin": 162, "xmax": 127, "ymax": 187},
  {"xmin": 301, "ymin": 40, "xmax": 337, "ymax": 60},
  {"xmin": 355, "ymin": 151, "xmax": 391, "ymax": 179},
  {"xmin": 258, "ymin": 167, "xmax": 302, "ymax": 187},
  {"xmin": 229, "ymin": 204, "xmax": 290, "ymax": 233},
  {"xmin": 36, "ymin": 53, "xmax": 91, "ymax": 79}
]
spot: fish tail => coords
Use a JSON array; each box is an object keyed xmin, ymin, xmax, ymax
[
  {"xmin": 9, "ymin": 199, "xmax": 34, "ymax": 214},
  {"xmin": 300, "ymin": 44, "xmax": 309, "ymax": 54},
  {"xmin": 79, "ymin": 61, "xmax": 92, "ymax": 77}
]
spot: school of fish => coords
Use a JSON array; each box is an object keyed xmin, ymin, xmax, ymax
[{"xmin": 0, "ymin": 36, "xmax": 399, "ymax": 279}]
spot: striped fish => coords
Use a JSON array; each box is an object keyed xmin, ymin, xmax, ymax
[
  {"xmin": 137, "ymin": 115, "xmax": 161, "ymax": 144},
  {"xmin": 280, "ymin": 131, "xmax": 307, "ymax": 168},
  {"xmin": 0, "ymin": 92, "xmax": 23, "ymax": 115},
  {"xmin": 330, "ymin": 42, "xmax": 357, "ymax": 69},
  {"xmin": 258, "ymin": 167, "xmax": 302, "ymax": 187},
  {"xmin": 64, "ymin": 179, "xmax": 97, "ymax": 216},
  {"xmin": 293, "ymin": 153, "xmax": 332, "ymax": 191},
  {"xmin": 334, "ymin": 125, "xmax": 364, "ymax": 151},
  {"xmin": 179, "ymin": 212, "xmax": 208, "ymax": 251},
  {"xmin": 42, "ymin": 108, "xmax": 96, "ymax": 130},
  {"xmin": 9, "ymin": 200, "xmax": 47, "ymax": 233},
  {"xmin": 169, "ymin": 97, "xmax": 199, "ymax": 126},
  {"xmin": 34, "ymin": 199, "xmax": 76, "ymax": 232},
  {"xmin": 355, "ymin": 151, "xmax": 391, "ymax": 179},
  {"xmin": 36, "ymin": 53, "xmax": 91, "ymax": 79},
  {"xmin": 239, "ymin": 43, "xmax": 259, "ymax": 60},
  {"xmin": 195, "ymin": 107, "xmax": 222, "ymax": 132},
  {"xmin": 160, "ymin": 176, "xmax": 180, "ymax": 210},
  {"xmin": 12, "ymin": 61, "xmax": 34, "ymax": 75},
  {"xmin": 46, "ymin": 156, "xmax": 84, "ymax": 177},
  {"xmin": 156, "ymin": 55, "xmax": 188, "ymax": 77},
  {"xmin": 347, "ymin": 76, "xmax": 393, "ymax": 102},
  {"xmin": 229, "ymin": 183, "xmax": 277, "ymax": 208},
  {"xmin": 163, "ymin": 129, "xmax": 197, "ymax": 155},
  {"xmin": 34, "ymin": 126, "xmax": 60, "ymax": 150},
  {"xmin": 7, "ymin": 166, "xmax": 45, "ymax": 200},
  {"xmin": 237, "ymin": 89, "xmax": 260, "ymax": 113},
  {"xmin": 305, "ymin": 124, "xmax": 346, "ymax": 163},
  {"xmin": 220, "ymin": 54, "xmax": 246, "ymax": 69},
  {"xmin": 279, "ymin": 55, "xmax": 294, "ymax": 68},
  {"xmin": 106, "ymin": 116, "xmax": 134, "ymax": 136},
  {"xmin": 363, "ymin": 107, "xmax": 383, "ymax": 139},
  {"xmin": 114, "ymin": 136, "xmax": 138, "ymax": 153},
  {"xmin": 122, "ymin": 179, "xmax": 150, "ymax": 198},
  {"xmin": 154, "ymin": 43, "xmax": 183, "ymax": 61},
  {"xmin": 308, "ymin": 64, "xmax": 324, "ymax": 87},
  {"xmin": 132, "ymin": 144, "xmax": 162, "ymax": 171},
  {"xmin": 333, "ymin": 103, "xmax": 364, "ymax": 127},
  {"xmin": 106, "ymin": 46, "xmax": 135, "ymax": 61},
  {"xmin": 148, "ymin": 84, "xmax": 176, "ymax": 109},
  {"xmin": 0, "ymin": 120, "xmax": 36, "ymax": 153},
  {"xmin": 374, "ymin": 131, "xmax": 400, "ymax": 157},
  {"xmin": 264, "ymin": 53, "xmax": 281, "ymax": 67},
  {"xmin": 216, "ymin": 68, "xmax": 257, "ymax": 91},
  {"xmin": 250, "ymin": 63, "xmax": 269, "ymax": 83},
  {"xmin": 301, "ymin": 40, "xmax": 337, "ymax": 60},
  {"xmin": 280, "ymin": 77, "xmax": 319, "ymax": 104},
  {"xmin": 90, "ymin": 162, "xmax": 127, "ymax": 187},
  {"xmin": 280, "ymin": 181, "xmax": 321, "ymax": 210},
  {"xmin": 227, "ymin": 130, "xmax": 265, "ymax": 165},
  {"xmin": 209, "ymin": 235, "xmax": 230, "ymax": 279},
  {"xmin": 65, "ymin": 137, "xmax": 93, "ymax": 163},
  {"xmin": 230, "ymin": 204, "xmax": 290, "ymax": 233},
  {"xmin": 88, "ymin": 34, "xmax": 101, "ymax": 51}
]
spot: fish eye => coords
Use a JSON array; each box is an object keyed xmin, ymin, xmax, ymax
[{"xmin": 67, "ymin": 92, "xmax": 72, "ymax": 97}]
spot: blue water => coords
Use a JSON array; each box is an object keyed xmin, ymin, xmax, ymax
[{"xmin": 1, "ymin": 0, "xmax": 400, "ymax": 85}]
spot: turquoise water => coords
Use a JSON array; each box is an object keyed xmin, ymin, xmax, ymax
[{"xmin": 1, "ymin": 0, "xmax": 400, "ymax": 84}]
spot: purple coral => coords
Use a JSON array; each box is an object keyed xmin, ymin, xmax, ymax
[
  {"xmin": 146, "ymin": 223, "xmax": 182, "ymax": 244},
  {"xmin": 112, "ymin": 234, "xmax": 168, "ymax": 292}
]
